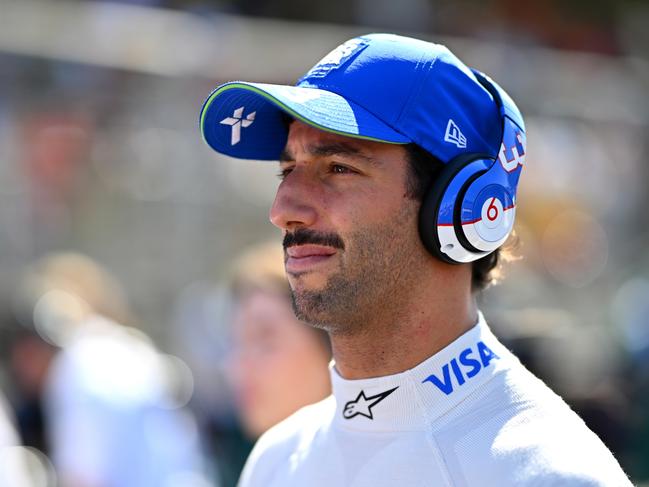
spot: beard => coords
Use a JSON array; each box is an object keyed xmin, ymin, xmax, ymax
[{"xmin": 288, "ymin": 199, "xmax": 424, "ymax": 336}]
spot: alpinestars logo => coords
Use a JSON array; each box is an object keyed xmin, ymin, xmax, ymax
[
  {"xmin": 343, "ymin": 387, "xmax": 398, "ymax": 420},
  {"xmin": 444, "ymin": 119, "xmax": 467, "ymax": 148},
  {"xmin": 220, "ymin": 106, "xmax": 256, "ymax": 145}
]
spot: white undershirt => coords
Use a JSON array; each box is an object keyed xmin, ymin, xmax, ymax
[{"xmin": 238, "ymin": 313, "xmax": 632, "ymax": 487}]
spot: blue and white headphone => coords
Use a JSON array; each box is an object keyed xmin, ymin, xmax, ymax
[{"xmin": 418, "ymin": 70, "xmax": 526, "ymax": 264}]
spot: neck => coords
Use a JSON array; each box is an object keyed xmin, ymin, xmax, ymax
[{"xmin": 330, "ymin": 271, "xmax": 478, "ymax": 380}]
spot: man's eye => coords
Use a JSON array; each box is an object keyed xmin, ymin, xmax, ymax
[{"xmin": 331, "ymin": 164, "xmax": 354, "ymax": 174}]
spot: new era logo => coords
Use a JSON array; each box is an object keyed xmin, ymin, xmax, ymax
[
  {"xmin": 220, "ymin": 106, "xmax": 256, "ymax": 145},
  {"xmin": 444, "ymin": 119, "xmax": 467, "ymax": 149}
]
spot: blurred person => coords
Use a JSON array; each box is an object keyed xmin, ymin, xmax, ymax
[
  {"xmin": 227, "ymin": 242, "xmax": 331, "ymax": 438},
  {"xmin": 3, "ymin": 318, "xmax": 58, "ymax": 457},
  {"xmin": 199, "ymin": 34, "xmax": 632, "ymax": 485},
  {"xmin": 17, "ymin": 252, "xmax": 211, "ymax": 487},
  {"xmin": 170, "ymin": 283, "xmax": 252, "ymax": 487},
  {"xmin": 0, "ymin": 388, "xmax": 35, "ymax": 487}
]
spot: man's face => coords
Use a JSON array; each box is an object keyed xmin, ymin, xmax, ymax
[{"xmin": 270, "ymin": 121, "xmax": 430, "ymax": 334}]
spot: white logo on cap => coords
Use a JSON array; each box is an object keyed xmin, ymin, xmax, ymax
[
  {"xmin": 220, "ymin": 107, "xmax": 256, "ymax": 145},
  {"xmin": 498, "ymin": 132, "xmax": 526, "ymax": 172},
  {"xmin": 318, "ymin": 38, "xmax": 364, "ymax": 67},
  {"xmin": 304, "ymin": 38, "xmax": 368, "ymax": 79},
  {"xmin": 444, "ymin": 119, "xmax": 467, "ymax": 149}
]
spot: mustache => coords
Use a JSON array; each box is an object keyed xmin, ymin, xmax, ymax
[{"xmin": 283, "ymin": 229, "xmax": 345, "ymax": 251}]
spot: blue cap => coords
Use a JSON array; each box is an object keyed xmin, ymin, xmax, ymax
[{"xmin": 200, "ymin": 33, "xmax": 502, "ymax": 163}]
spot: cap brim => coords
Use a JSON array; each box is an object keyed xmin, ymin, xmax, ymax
[{"xmin": 200, "ymin": 82, "xmax": 410, "ymax": 160}]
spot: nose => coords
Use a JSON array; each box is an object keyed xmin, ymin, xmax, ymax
[{"xmin": 269, "ymin": 171, "xmax": 318, "ymax": 231}]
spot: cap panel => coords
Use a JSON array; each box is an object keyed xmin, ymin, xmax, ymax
[
  {"xmin": 298, "ymin": 34, "xmax": 430, "ymax": 127},
  {"xmin": 399, "ymin": 51, "xmax": 502, "ymax": 164}
]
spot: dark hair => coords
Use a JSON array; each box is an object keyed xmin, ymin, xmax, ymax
[{"xmin": 403, "ymin": 144, "xmax": 504, "ymax": 292}]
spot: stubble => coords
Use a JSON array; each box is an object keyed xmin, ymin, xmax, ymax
[{"xmin": 289, "ymin": 199, "xmax": 424, "ymax": 336}]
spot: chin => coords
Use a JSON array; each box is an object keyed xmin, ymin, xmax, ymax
[
  {"xmin": 288, "ymin": 272, "xmax": 329, "ymax": 294},
  {"xmin": 291, "ymin": 294, "xmax": 341, "ymax": 333}
]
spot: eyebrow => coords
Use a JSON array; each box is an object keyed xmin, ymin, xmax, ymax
[{"xmin": 279, "ymin": 142, "xmax": 378, "ymax": 165}]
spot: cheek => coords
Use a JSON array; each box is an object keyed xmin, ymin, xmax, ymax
[
  {"xmin": 229, "ymin": 344, "xmax": 292, "ymax": 421},
  {"xmin": 260, "ymin": 347, "xmax": 297, "ymax": 378},
  {"xmin": 340, "ymin": 194, "xmax": 418, "ymax": 246},
  {"xmin": 238, "ymin": 338, "xmax": 301, "ymax": 387},
  {"xmin": 326, "ymin": 189, "xmax": 398, "ymax": 233},
  {"xmin": 265, "ymin": 330, "xmax": 323, "ymax": 381}
]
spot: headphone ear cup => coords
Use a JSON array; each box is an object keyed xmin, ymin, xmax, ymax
[
  {"xmin": 418, "ymin": 154, "xmax": 491, "ymax": 264},
  {"xmin": 456, "ymin": 160, "xmax": 518, "ymax": 253},
  {"xmin": 419, "ymin": 70, "xmax": 525, "ymax": 265}
]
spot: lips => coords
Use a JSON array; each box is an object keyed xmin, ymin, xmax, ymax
[{"xmin": 285, "ymin": 244, "xmax": 337, "ymax": 273}]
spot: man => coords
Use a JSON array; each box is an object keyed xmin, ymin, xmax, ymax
[{"xmin": 200, "ymin": 34, "xmax": 631, "ymax": 486}]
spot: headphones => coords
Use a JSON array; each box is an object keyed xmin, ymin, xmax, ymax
[{"xmin": 418, "ymin": 70, "xmax": 526, "ymax": 264}]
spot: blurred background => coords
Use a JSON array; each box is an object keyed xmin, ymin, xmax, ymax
[{"xmin": 0, "ymin": 0, "xmax": 647, "ymax": 485}]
